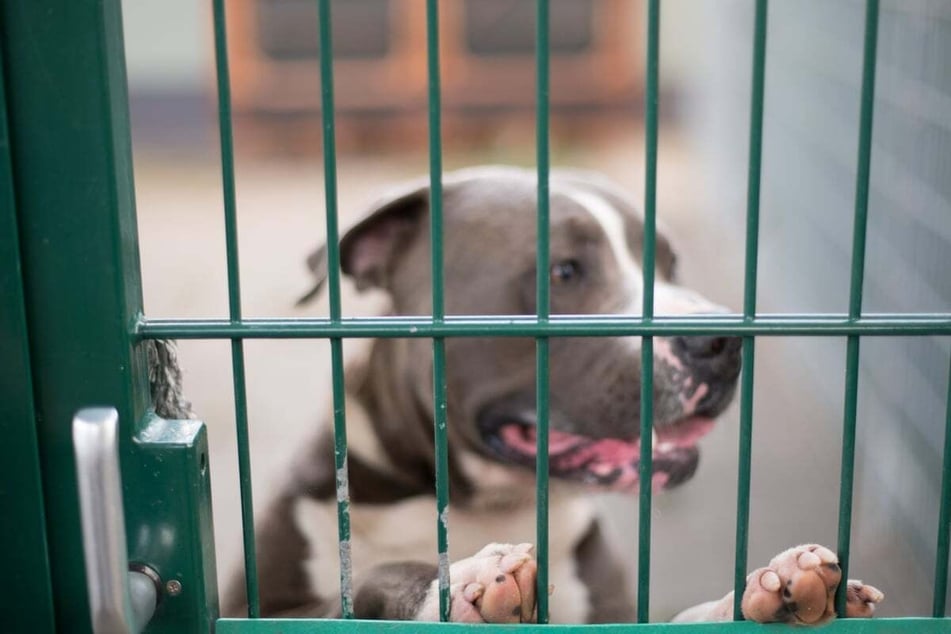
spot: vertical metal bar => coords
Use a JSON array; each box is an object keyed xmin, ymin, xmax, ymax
[
  {"xmin": 212, "ymin": 0, "xmax": 259, "ymax": 617},
  {"xmin": 637, "ymin": 0, "xmax": 660, "ymax": 623},
  {"xmin": 0, "ymin": 41, "xmax": 56, "ymax": 629},
  {"xmin": 1, "ymin": 0, "xmax": 152, "ymax": 626},
  {"xmin": 934, "ymin": 355, "xmax": 951, "ymax": 617},
  {"xmin": 210, "ymin": 0, "xmax": 261, "ymax": 618},
  {"xmin": 316, "ymin": 0, "xmax": 354, "ymax": 618},
  {"xmin": 733, "ymin": 0, "xmax": 768, "ymax": 620},
  {"xmin": 425, "ymin": 0, "xmax": 451, "ymax": 622},
  {"xmin": 535, "ymin": 0, "xmax": 551, "ymax": 624},
  {"xmin": 835, "ymin": 0, "xmax": 879, "ymax": 617}
]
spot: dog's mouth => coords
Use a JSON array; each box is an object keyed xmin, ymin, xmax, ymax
[{"xmin": 480, "ymin": 416, "xmax": 715, "ymax": 492}]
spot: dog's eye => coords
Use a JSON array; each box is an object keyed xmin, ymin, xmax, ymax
[{"xmin": 550, "ymin": 259, "xmax": 583, "ymax": 285}]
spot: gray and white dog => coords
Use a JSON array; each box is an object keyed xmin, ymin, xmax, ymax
[{"xmin": 207, "ymin": 166, "xmax": 881, "ymax": 624}]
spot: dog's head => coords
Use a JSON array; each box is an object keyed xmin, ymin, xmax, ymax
[{"xmin": 303, "ymin": 166, "xmax": 740, "ymax": 494}]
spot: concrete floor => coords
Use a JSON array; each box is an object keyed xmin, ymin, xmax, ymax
[{"xmin": 134, "ymin": 126, "xmax": 903, "ymax": 620}]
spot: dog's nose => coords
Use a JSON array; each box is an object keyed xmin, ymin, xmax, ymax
[{"xmin": 671, "ymin": 336, "xmax": 742, "ymax": 376}]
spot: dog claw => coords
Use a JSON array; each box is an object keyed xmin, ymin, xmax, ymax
[
  {"xmin": 759, "ymin": 570, "xmax": 781, "ymax": 592},
  {"xmin": 513, "ymin": 557, "xmax": 538, "ymax": 622},
  {"xmin": 798, "ymin": 551, "xmax": 821, "ymax": 570},
  {"xmin": 463, "ymin": 583, "xmax": 484, "ymax": 602},
  {"xmin": 812, "ymin": 545, "xmax": 838, "ymax": 565},
  {"xmin": 501, "ymin": 553, "xmax": 532, "ymax": 573}
]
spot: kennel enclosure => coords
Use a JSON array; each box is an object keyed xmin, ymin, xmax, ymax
[{"xmin": 2, "ymin": 0, "xmax": 951, "ymax": 632}]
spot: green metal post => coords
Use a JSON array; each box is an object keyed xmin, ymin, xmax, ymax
[
  {"xmin": 131, "ymin": 416, "xmax": 219, "ymax": 632},
  {"xmin": 3, "ymin": 2, "xmax": 221, "ymax": 631},
  {"xmin": 317, "ymin": 0, "xmax": 355, "ymax": 618},
  {"xmin": 425, "ymin": 0, "xmax": 452, "ymax": 622},
  {"xmin": 0, "ymin": 1, "xmax": 149, "ymax": 628},
  {"xmin": 212, "ymin": 0, "xmax": 260, "ymax": 616},
  {"xmin": 137, "ymin": 314, "xmax": 951, "ymax": 341},
  {"xmin": 835, "ymin": 0, "xmax": 879, "ymax": 617},
  {"xmin": 535, "ymin": 0, "xmax": 552, "ymax": 623},
  {"xmin": 638, "ymin": 0, "xmax": 660, "ymax": 622},
  {"xmin": 934, "ymin": 356, "xmax": 951, "ymax": 617},
  {"xmin": 0, "ymin": 41, "xmax": 56, "ymax": 633},
  {"xmin": 733, "ymin": 0, "xmax": 768, "ymax": 620},
  {"xmin": 217, "ymin": 619, "xmax": 949, "ymax": 634}
]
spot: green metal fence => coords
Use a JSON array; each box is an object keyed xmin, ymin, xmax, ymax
[{"xmin": 2, "ymin": 0, "xmax": 950, "ymax": 632}]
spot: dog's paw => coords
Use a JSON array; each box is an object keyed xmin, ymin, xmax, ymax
[
  {"xmin": 444, "ymin": 543, "xmax": 539, "ymax": 623},
  {"xmin": 844, "ymin": 579, "xmax": 885, "ymax": 618},
  {"xmin": 741, "ymin": 544, "xmax": 883, "ymax": 625}
]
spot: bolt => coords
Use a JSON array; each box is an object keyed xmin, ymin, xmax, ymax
[{"xmin": 166, "ymin": 579, "xmax": 183, "ymax": 596}]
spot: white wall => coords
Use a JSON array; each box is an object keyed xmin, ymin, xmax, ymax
[{"xmin": 122, "ymin": 0, "xmax": 210, "ymax": 92}]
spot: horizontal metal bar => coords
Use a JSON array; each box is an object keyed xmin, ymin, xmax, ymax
[
  {"xmin": 216, "ymin": 618, "xmax": 951, "ymax": 633},
  {"xmin": 136, "ymin": 315, "xmax": 951, "ymax": 340}
]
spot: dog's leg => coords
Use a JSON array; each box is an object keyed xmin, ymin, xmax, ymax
[
  {"xmin": 673, "ymin": 544, "xmax": 883, "ymax": 624},
  {"xmin": 354, "ymin": 543, "xmax": 539, "ymax": 623},
  {"xmin": 574, "ymin": 520, "xmax": 636, "ymax": 622}
]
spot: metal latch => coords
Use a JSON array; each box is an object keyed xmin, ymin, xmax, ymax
[{"xmin": 73, "ymin": 408, "xmax": 161, "ymax": 633}]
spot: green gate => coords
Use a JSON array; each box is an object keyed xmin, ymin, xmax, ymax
[{"xmin": 1, "ymin": 0, "xmax": 949, "ymax": 632}]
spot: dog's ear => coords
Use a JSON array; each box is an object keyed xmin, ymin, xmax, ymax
[
  {"xmin": 340, "ymin": 183, "xmax": 429, "ymax": 291},
  {"xmin": 296, "ymin": 181, "xmax": 429, "ymax": 304},
  {"xmin": 295, "ymin": 243, "xmax": 330, "ymax": 306}
]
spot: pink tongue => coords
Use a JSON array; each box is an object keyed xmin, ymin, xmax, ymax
[
  {"xmin": 498, "ymin": 425, "xmax": 585, "ymax": 455},
  {"xmin": 498, "ymin": 425, "xmax": 639, "ymax": 469},
  {"xmin": 496, "ymin": 417, "xmax": 715, "ymax": 491},
  {"xmin": 553, "ymin": 438, "xmax": 639, "ymax": 471},
  {"xmin": 498, "ymin": 417, "xmax": 715, "ymax": 461}
]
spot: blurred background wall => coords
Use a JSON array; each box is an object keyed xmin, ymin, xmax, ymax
[{"xmin": 122, "ymin": 0, "xmax": 949, "ymax": 618}]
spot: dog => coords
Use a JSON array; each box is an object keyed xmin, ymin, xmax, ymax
[{"xmin": 220, "ymin": 166, "xmax": 882, "ymax": 624}]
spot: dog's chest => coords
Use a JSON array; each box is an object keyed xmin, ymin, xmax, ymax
[{"xmin": 294, "ymin": 493, "xmax": 596, "ymax": 623}]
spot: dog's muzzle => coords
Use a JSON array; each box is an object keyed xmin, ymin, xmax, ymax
[{"xmin": 476, "ymin": 335, "xmax": 742, "ymax": 493}]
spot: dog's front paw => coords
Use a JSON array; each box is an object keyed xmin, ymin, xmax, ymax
[
  {"xmin": 741, "ymin": 544, "xmax": 883, "ymax": 625},
  {"xmin": 418, "ymin": 543, "xmax": 539, "ymax": 623},
  {"xmin": 844, "ymin": 579, "xmax": 885, "ymax": 618}
]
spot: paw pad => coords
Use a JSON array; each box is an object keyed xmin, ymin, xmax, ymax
[
  {"xmin": 447, "ymin": 543, "xmax": 543, "ymax": 623},
  {"xmin": 741, "ymin": 544, "xmax": 883, "ymax": 624}
]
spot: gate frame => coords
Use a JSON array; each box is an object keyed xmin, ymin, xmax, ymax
[
  {"xmin": 1, "ymin": 2, "xmax": 217, "ymax": 632},
  {"xmin": 1, "ymin": 0, "xmax": 949, "ymax": 632}
]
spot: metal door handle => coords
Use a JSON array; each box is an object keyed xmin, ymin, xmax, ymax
[{"xmin": 74, "ymin": 408, "xmax": 160, "ymax": 633}]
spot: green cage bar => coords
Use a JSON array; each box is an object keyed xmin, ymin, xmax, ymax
[
  {"xmin": 212, "ymin": 0, "xmax": 260, "ymax": 616},
  {"xmin": 535, "ymin": 0, "xmax": 552, "ymax": 624},
  {"xmin": 137, "ymin": 314, "xmax": 951, "ymax": 341},
  {"xmin": 316, "ymin": 0, "xmax": 355, "ymax": 618},
  {"xmin": 732, "ymin": 0, "xmax": 768, "ymax": 620},
  {"xmin": 4, "ymin": 0, "xmax": 951, "ymax": 630},
  {"xmin": 216, "ymin": 619, "xmax": 951, "ymax": 634},
  {"xmin": 425, "ymin": 0, "xmax": 452, "ymax": 622},
  {"xmin": 935, "ymin": 356, "xmax": 951, "ymax": 617},
  {"xmin": 835, "ymin": 0, "xmax": 879, "ymax": 617},
  {"xmin": 637, "ymin": 0, "xmax": 660, "ymax": 622}
]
